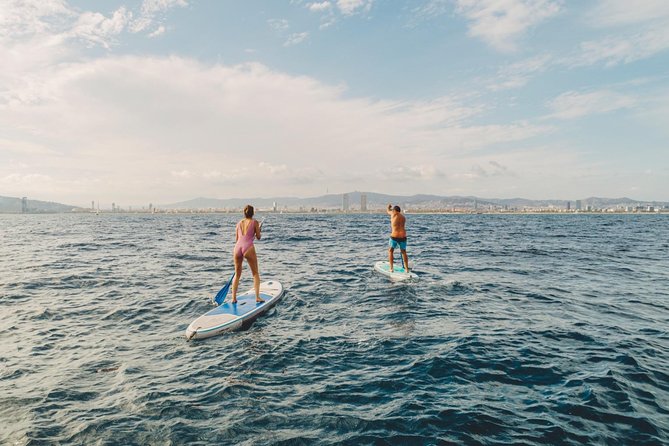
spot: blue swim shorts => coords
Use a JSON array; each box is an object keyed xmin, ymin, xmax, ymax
[{"xmin": 389, "ymin": 236, "xmax": 407, "ymax": 250}]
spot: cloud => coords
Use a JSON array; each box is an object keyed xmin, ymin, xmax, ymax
[
  {"xmin": 565, "ymin": 1, "xmax": 669, "ymax": 67},
  {"xmin": 307, "ymin": 1, "xmax": 332, "ymax": 12},
  {"xmin": 132, "ymin": 0, "xmax": 188, "ymax": 34},
  {"xmin": 380, "ymin": 165, "xmax": 444, "ymax": 181},
  {"xmin": 546, "ymin": 90, "xmax": 637, "ymax": 119},
  {"xmin": 588, "ymin": 0, "xmax": 669, "ymax": 27},
  {"xmin": 268, "ymin": 18, "xmax": 290, "ymax": 32},
  {"xmin": 454, "ymin": 0, "xmax": 562, "ymax": 52},
  {"xmin": 148, "ymin": 25, "xmax": 166, "ymax": 38},
  {"xmin": 284, "ymin": 32, "xmax": 309, "ymax": 46},
  {"xmin": 336, "ymin": 0, "xmax": 373, "ymax": 16},
  {"xmin": 68, "ymin": 7, "xmax": 132, "ymax": 48},
  {"xmin": 171, "ymin": 170, "xmax": 192, "ymax": 178},
  {"xmin": 141, "ymin": 0, "xmax": 188, "ymax": 16},
  {"xmin": 572, "ymin": 25, "xmax": 669, "ymax": 67},
  {"xmin": 258, "ymin": 162, "xmax": 289, "ymax": 175},
  {"xmin": 488, "ymin": 54, "xmax": 553, "ymax": 90},
  {"xmin": 0, "ymin": 54, "xmax": 550, "ymax": 203}
]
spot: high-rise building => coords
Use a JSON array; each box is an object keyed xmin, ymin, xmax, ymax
[
  {"xmin": 360, "ymin": 193, "xmax": 367, "ymax": 211},
  {"xmin": 273, "ymin": 201, "xmax": 277, "ymax": 212},
  {"xmin": 342, "ymin": 193, "xmax": 350, "ymax": 211},
  {"xmin": 566, "ymin": 201, "xmax": 571, "ymax": 211}
]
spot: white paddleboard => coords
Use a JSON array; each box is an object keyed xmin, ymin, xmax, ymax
[
  {"xmin": 186, "ymin": 280, "xmax": 284, "ymax": 340},
  {"xmin": 374, "ymin": 261, "xmax": 418, "ymax": 282}
]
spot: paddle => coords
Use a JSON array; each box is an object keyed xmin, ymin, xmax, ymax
[{"xmin": 212, "ymin": 272, "xmax": 235, "ymax": 306}]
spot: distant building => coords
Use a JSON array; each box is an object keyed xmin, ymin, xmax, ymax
[
  {"xmin": 342, "ymin": 193, "xmax": 350, "ymax": 211},
  {"xmin": 566, "ymin": 201, "xmax": 570, "ymax": 211},
  {"xmin": 273, "ymin": 201, "xmax": 277, "ymax": 212},
  {"xmin": 112, "ymin": 202, "xmax": 116, "ymax": 212},
  {"xmin": 360, "ymin": 193, "xmax": 367, "ymax": 211},
  {"xmin": 21, "ymin": 197, "xmax": 28, "ymax": 213},
  {"xmin": 575, "ymin": 200, "xmax": 582, "ymax": 211},
  {"xmin": 91, "ymin": 201, "xmax": 95, "ymax": 210}
]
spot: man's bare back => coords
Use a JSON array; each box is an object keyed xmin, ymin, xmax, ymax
[
  {"xmin": 390, "ymin": 211, "xmax": 406, "ymax": 238},
  {"xmin": 386, "ymin": 204, "xmax": 409, "ymax": 272}
]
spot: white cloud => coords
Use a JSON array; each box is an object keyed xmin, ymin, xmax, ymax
[
  {"xmin": 130, "ymin": 0, "xmax": 188, "ymax": 34},
  {"xmin": 546, "ymin": 90, "xmax": 637, "ymax": 119},
  {"xmin": 284, "ymin": 32, "xmax": 309, "ymax": 46},
  {"xmin": 455, "ymin": 0, "xmax": 562, "ymax": 52},
  {"xmin": 171, "ymin": 170, "xmax": 192, "ymax": 178},
  {"xmin": 258, "ymin": 162, "xmax": 289, "ymax": 175},
  {"xmin": 589, "ymin": 0, "xmax": 669, "ymax": 27},
  {"xmin": 336, "ymin": 0, "xmax": 373, "ymax": 16},
  {"xmin": 380, "ymin": 165, "xmax": 443, "ymax": 181},
  {"xmin": 141, "ymin": 0, "xmax": 188, "ymax": 16},
  {"xmin": 307, "ymin": 1, "xmax": 332, "ymax": 12},
  {"xmin": 268, "ymin": 18, "xmax": 290, "ymax": 32},
  {"xmin": 569, "ymin": 1, "xmax": 669, "ymax": 67},
  {"xmin": 488, "ymin": 54, "xmax": 552, "ymax": 90},
  {"xmin": 148, "ymin": 25, "xmax": 166, "ymax": 38},
  {"xmin": 0, "ymin": 54, "xmax": 549, "ymax": 203},
  {"xmin": 0, "ymin": 0, "xmax": 73, "ymax": 39},
  {"xmin": 573, "ymin": 25, "xmax": 669, "ymax": 67},
  {"xmin": 68, "ymin": 7, "xmax": 131, "ymax": 48}
]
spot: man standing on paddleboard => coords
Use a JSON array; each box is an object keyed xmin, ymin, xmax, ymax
[{"xmin": 386, "ymin": 204, "xmax": 409, "ymax": 273}]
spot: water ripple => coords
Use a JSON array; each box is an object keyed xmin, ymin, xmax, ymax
[{"xmin": 0, "ymin": 213, "xmax": 668, "ymax": 444}]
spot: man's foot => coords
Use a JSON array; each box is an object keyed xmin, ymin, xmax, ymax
[
  {"xmin": 256, "ymin": 297, "xmax": 265, "ymax": 303},
  {"xmin": 230, "ymin": 298, "xmax": 237, "ymax": 304}
]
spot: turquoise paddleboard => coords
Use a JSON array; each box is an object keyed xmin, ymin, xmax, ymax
[{"xmin": 374, "ymin": 261, "xmax": 418, "ymax": 282}]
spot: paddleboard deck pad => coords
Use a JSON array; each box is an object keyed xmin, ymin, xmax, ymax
[
  {"xmin": 186, "ymin": 280, "xmax": 284, "ymax": 340},
  {"xmin": 374, "ymin": 261, "xmax": 418, "ymax": 282}
]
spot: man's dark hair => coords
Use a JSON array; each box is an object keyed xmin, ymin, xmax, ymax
[{"xmin": 393, "ymin": 205, "xmax": 401, "ymax": 212}]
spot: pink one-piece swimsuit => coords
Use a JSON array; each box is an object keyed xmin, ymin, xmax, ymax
[{"xmin": 234, "ymin": 219, "xmax": 256, "ymax": 259}]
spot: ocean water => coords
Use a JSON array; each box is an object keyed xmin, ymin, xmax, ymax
[{"xmin": 1, "ymin": 213, "xmax": 668, "ymax": 445}]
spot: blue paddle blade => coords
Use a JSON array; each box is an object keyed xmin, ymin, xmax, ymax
[{"xmin": 213, "ymin": 273, "xmax": 235, "ymax": 305}]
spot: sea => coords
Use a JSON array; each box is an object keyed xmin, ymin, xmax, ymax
[{"xmin": 1, "ymin": 213, "xmax": 668, "ymax": 445}]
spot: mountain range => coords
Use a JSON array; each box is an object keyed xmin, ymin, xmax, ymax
[
  {"xmin": 158, "ymin": 192, "xmax": 668, "ymax": 211},
  {"xmin": 0, "ymin": 196, "xmax": 83, "ymax": 213},
  {"xmin": 1, "ymin": 193, "xmax": 666, "ymax": 213}
]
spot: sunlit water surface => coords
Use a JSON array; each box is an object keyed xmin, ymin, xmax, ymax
[{"xmin": 1, "ymin": 213, "xmax": 668, "ymax": 445}]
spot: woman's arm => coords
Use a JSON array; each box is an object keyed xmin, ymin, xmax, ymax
[{"xmin": 255, "ymin": 219, "xmax": 262, "ymax": 240}]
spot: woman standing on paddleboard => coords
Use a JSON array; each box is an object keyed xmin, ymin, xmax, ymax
[{"xmin": 231, "ymin": 205, "xmax": 264, "ymax": 304}]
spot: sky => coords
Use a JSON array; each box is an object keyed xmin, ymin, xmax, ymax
[{"xmin": 1, "ymin": 0, "xmax": 668, "ymax": 207}]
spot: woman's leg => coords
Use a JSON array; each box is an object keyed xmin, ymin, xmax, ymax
[
  {"xmin": 244, "ymin": 246, "xmax": 263, "ymax": 302},
  {"xmin": 231, "ymin": 250, "xmax": 243, "ymax": 303}
]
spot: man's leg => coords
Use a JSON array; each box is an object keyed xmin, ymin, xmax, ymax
[
  {"xmin": 401, "ymin": 249, "xmax": 409, "ymax": 272},
  {"xmin": 388, "ymin": 247, "xmax": 395, "ymax": 272}
]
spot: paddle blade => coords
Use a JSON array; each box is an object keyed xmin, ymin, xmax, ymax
[{"xmin": 213, "ymin": 273, "xmax": 235, "ymax": 305}]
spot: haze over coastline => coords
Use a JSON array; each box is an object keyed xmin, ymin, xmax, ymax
[{"xmin": 2, "ymin": 2, "xmax": 668, "ymax": 205}]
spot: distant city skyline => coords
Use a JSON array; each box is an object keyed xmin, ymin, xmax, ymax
[{"xmin": 1, "ymin": 1, "xmax": 669, "ymax": 207}]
